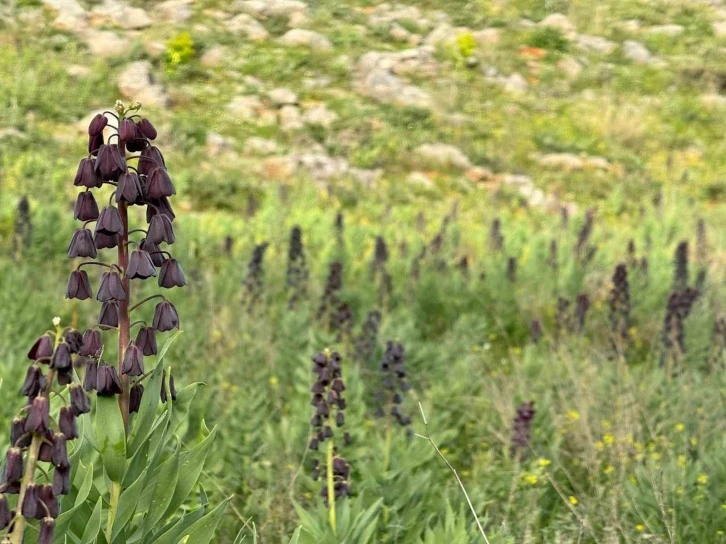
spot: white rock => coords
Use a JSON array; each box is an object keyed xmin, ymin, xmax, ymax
[
  {"xmin": 206, "ymin": 132, "xmax": 236, "ymax": 156},
  {"xmin": 623, "ymin": 40, "xmax": 652, "ymax": 64},
  {"xmin": 83, "ymin": 30, "xmax": 132, "ymax": 58},
  {"xmin": 279, "ymin": 105, "xmax": 303, "ymax": 131},
  {"xmin": 92, "ymin": 0, "xmax": 152, "ymax": 29},
  {"xmin": 415, "ymin": 143, "xmax": 471, "ymax": 171},
  {"xmin": 349, "ymin": 168, "xmax": 383, "ymax": 186},
  {"xmin": 389, "ymin": 23, "xmax": 412, "ymax": 42},
  {"xmin": 473, "ymin": 28, "xmax": 500, "ymax": 46},
  {"xmin": 227, "ymin": 14, "xmax": 269, "ymax": 40},
  {"xmin": 714, "ymin": 21, "xmax": 726, "ymax": 37},
  {"xmin": 576, "ymin": 34, "xmax": 616, "ymax": 54},
  {"xmin": 117, "ymin": 62, "xmax": 169, "ymax": 107},
  {"xmin": 201, "ymin": 46, "xmax": 228, "ymax": 68},
  {"xmin": 558, "ymin": 56, "xmax": 582, "ymax": 79},
  {"xmin": 645, "ymin": 24, "xmax": 683, "ymax": 36},
  {"xmin": 407, "ymin": 171, "xmax": 435, "ymax": 188},
  {"xmin": 537, "ymin": 153, "xmax": 585, "ymax": 170},
  {"xmin": 226, "ymin": 95, "xmax": 263, "ymax": 119},
  {"xmin": 267, "ymin": 88, "xmax": 298, "ymax": 106},
  {"xmin": 153, "ymin": 0, "xmax": 193, "ymax": 23},
  {"xmin": 503, "ymin": 73, "xmax": 528, "ymax": 94},
  {"xmin": 302, "ymin": 104, "xmax": 338, "ymax": 127},
  {"xmin": 244, "ymin": 137, "xmax": 279, "ymax": 155},
  {"xmin": 67, "ymin": 65, "xmax": 92, "ymax": 78},
  {"xmin": 278, "ymin": 29, "xmax": 333, "ymax": 50},
  {"xmin": 539, "ymin": 13, "xmax": 576, "ymax": 37}
]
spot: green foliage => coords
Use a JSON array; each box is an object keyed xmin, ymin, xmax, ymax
[
  {"xmin": 526, "ymin": 27, "xmax": 569, "ymax": 52},
  {"xmin": 165, "ymin": 32, "xmax": 196, "ymax": 69}
]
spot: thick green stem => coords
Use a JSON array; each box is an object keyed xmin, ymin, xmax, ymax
[
  {"xmin": 106, "ymin": 481, "xmax": 121, "ymax": 541},
  {"xmin": 326, "ymin": 439, "xmax": 336, "ymax": 535},
  {"xmin": 117, "ymin": 137, "xmax": 131, "ymax": 433}
]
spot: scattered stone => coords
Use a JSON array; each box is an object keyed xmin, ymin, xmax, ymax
[
  {"xmin": 206, "ymin": 132, "xmax": 236, "ymax": 156},
  {"xmin": 424, "ymin": 23, "xmax": 474, "ymax": 47},
  {"xmin": 117, "ymin": 62, "xmax": 169, "ymax": 108},
  {"xmin": 539, "ymin": 13, "xmax": 576, "ymax": 38},
  {"xmin": 227, "ymin": 14, "xmax": 269, "ymax": 40},
  {"xmin": 279, "ymin": 105, "xmax": 303, "ymax": 131},
  {"xmin": 226, "ymin": 95, "xmax": 264, "ymax": 119},
  {"xmin": 558, "ymin": 57, "xmax": 583, "ymax": 79},
  {"xmin": 407, "ymin": 171, "xmax": 435, "ymax": 189},
  {"xmin": 153, "ymin": 0, "xmax": 193, "ymax": 23},
  {"xmin": 302, "ymin": 104, "xmax": 338, "ymax": 128},
  {"xmin": 645, "ymin": 24, "xmax": 683, "ymax": 36},
  {"xmin": 91, "ymin": 0, "xmax": 152, "ymax": 29},
  {"xmin": 472, "ymin": 28, "xmax": 500, "ymax": 46},
  {"xmin": 201, "ymin": 46, "xmax": 228, "ymax": 68},
  {"xmin": 389, "ymin": 23, "xmax": 412, "ymax": 42},
  {"xmin": 349, "ymin": 167, "xmax": 383, "ymax": 187},
  {"xmin": 235, "ymin": 0, "xmax": 308, "ymax": 19},
  {"xmin": 503, "ymin": 73, "xmax": 528, "ymax": 94},
  {"xmin": 83, "ymin": 30, "xmax": 132, "ymax": 58},
  {"xmin": 278, "ymin": 29, "xmax": 333, "ymax": 51},
  {"xmin": 41, "ymin": 0, "xmax": 87, "ymax": 29},
  {"xmin": 714, "ymin": 21, "xmax": 726, "ymax": 37},
  {"xmin": 268, "ymin": 88, "xmax": 298, "ymax": 107},
  {"xmin": 576, "ymin": 34, "xmax": 616, "ymax": 54},
  {"xmin": 465, "ymin": 166, "xmax": 496, "ymax": 183},
  {"xmin": 534, "ymin": 153, "xmax": 611, "ymax": 171},
  {"xmin": 67, "ymin": 65, "xmax": 92, "ymax": 78},
  {"xmin": 622, "ymin": 40, "xmax": 652, "ymax": 64},
  {"xmin": 144, "ymin": 40, "xmax": 167, "ymax": 59},
  {"xmin": 415, "ymin": 143, "xmax": 471, "ymax": 171},
  {"xmin": 244, "ymin": 137, "xmax": 279, "ymax": 156}
]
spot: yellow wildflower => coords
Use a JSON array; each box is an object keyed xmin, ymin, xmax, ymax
[
  {"xmin": 538, "ymin": 458, "xmax": 551, "ymax": 468},
  {"xmin": 566, "ymin": 410, "xmax": 580, "ymax": 421},
  {"xmin": 697, "ymin": 474, "xmax": 709, "ymax": 485},
  {"xmin": 603, "ymin": 465, "xmax": 615, "ymax": 475},
  {"xmin": 636, "ymin": 524, "xmax": 644, "ymax": 532},
  {"xmin": 675, "ymin": 423, "xmax": 685, "ymax": 433},
  {"xmin": 603, "ymin": 433, "xmax": 614, "ymax": 445},
  {"xmin": 568, "ymin": 496, "xmax": 578, "ymax": 506}
]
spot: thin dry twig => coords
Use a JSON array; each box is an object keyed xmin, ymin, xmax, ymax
[{"xmin": 414, "ymin": 402, "xmax": 491, "ymax": 544}]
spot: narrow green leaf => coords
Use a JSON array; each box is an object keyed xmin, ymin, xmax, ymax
[
  {"xmin": 169, "ymin": 383, "xmax": 203, "ymax": 436},
  {"xmin": 150, "ymin": 506, "xmax": 206, "ymax": 544},
  {"xmin": 292, "ymin": 502, "xmax": 324, "ymax": 540},
  {"xmin": 111, "ymin": 467, "xmax": 148, "ymax": 541},
  {"xmin": 80, "ymin": 497, "xmax": 103, "ymax": 544},
  {"xmin": 174, "ymin": 497, "xmax": 230, "ymax": 544},
  {"xmin": 94, "ymin": 395, "xmax": 126, "ymax": 483},
  {"xmin": 288, "ymin": 526, "xmax": 303, "ymax": 543},
  {"xmin": 53, "ymin": 463, "xmax": 95, "ymax": 543},
  {"xmin": 142, "ymin": 447, "xmax": 180, "ymax": 535},
  {"xmin": 163, "ymin": 426, "xmax": 217, "ymax": 520}
]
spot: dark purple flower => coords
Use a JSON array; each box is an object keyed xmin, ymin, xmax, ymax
[
  {"xmin": 88, "ymin": 113, "xmax": 108, "ymax": 136},
  {"xmin": 73, "ymin": 158, "xmax": 101, "ymax": 189},
  {"xmin": 159, "ymin": 258, "xmax": 186, "ymax": 288},
  {"xmin": 97, "ymin": 271, "xmax": 126, "ymax": 302},
  {"xmin": 121, "ymin": 343, "xmax": 144, "ymax": 376},
  {"xmin": 140, "ymin": 238, "xmax": 166, "ymax": 267},
  {"xmin": 66, "ymin": 270, "xmax": 93, "ymax": 300},
  {"xmin": 22, "ymin": 365, "xmax": 43, "ymax": 398},
  {"xmin": 137, "ymin": 118, "xmax": 157, "ymax": 140},
  {"xmin": 88, "ymin": 133, "xmax": 104, "ymax": 156},
  {"xmin": 147, "ymin": 167, "xmax": 175, "ymax": 198},
  {"xmin": 98, "ymin": 301, "xmax": 120, "ymax": 329},
  {"xmin": 147, "ymin": 213, "xmax": 175, "ymax": 245},
  {"xmin": 84, "ymin": 360, "xmax": 98, "ymax": 391},
  {"xmin": 0, "ymin": 494, "xmax": 11, "ymax": 530},
  {"xmin": 21, "ymin": 484, "xmax": 38, "ymax": 519},
  {"xmin": 26, "ymin": 397, "xmax": 50, "ymax": 434},
  {"xmin": 97, "ymin": 364, "xmax": 123, "ymax": 396},
  {"xmin": 56, "ymin": 369, "xmax": 73, "ymax": 386},
  {"xmin": 39, "ymin": 517, "xmax": 56, "ymax": 543},
  {"xmin": 50, "ymin": 343, "xmax": 72, "ymax": 371},
  {"xmin": 68, "ymin": 228, "xmax": 97, "ymax": 258},
  {"xmin": 65, "ymin": 330, "xmax": 83, "ymax": 354},
  {"xmin": 28, "ymin": 335, "xmax": 53, "ymax": 361},
  {"xmin": 80, "ymin": 329, "xmax": 102, "ymax": 358},
  {"xmin": 116, "ymin": 171, "xmax": 142, "ymax": 204},
  {"xmin": 94, "ymin": 231, "xmax": 119, "ymax": 250},
  {"xmin": 118, "ymin": 119, "xmax": 136, "ymax": 142},
  {"xmin": 70, "ymin": 385, "xmax": 91, "ymax": 416},
  {"xmin": 38, "ymin": 485, "xmax": 59, "ymax": 519},
  {"xmin": 136, "ymin": 326, "xmax": 158, "ymax": 356},
  {"xmin": 2, "ymin": 448, "xmax": 23, "ymax": 487},
  {"xmin": 139, "ymin": 145, "xmax": 165, "ymax": 177},
  {"xmin": 130, "ymin": 384, "xmax": 144, "ymax": 413},
  {"xmin": 11, "ymin": 417, "xmax": 30, "ymax": 448},
  {"xmin": 147, "ymin": 196, "xmax": 176, "ymax": 222},
  {"xmin": 95, "ymin": 206, "xmax": 123, "ymax": 237},
  {"xmin": 53, "ymin": 466, "xmax": 71, "ymax": 496},
  {"xmin": 50, "ymin": 433, "xmax": 69, "ymax": 470},
  {"xmin": 58, "ymin": 407, "xmax": 77, "ymax": 440},
  {"xmin": 74, "ymin": 191, "xmax": 99, "ymax": 221},
  {"xmin": 152, "ymin": 300, "xmax": 179, "ymax": 331},
  {"xmin": 127, "ymin": 249, "xmax": 156, "ymax": 279},
  {"xmin": 95, "ymin": 144, "xmax": 126, "ymax": 181}
]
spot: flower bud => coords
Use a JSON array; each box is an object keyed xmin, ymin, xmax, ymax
[
  {"xmin": 2, "ymin": 448, "xmax": 23, "ymax": 486},
  {"xmin": 127, "ymin": 249, "xmax": 157, "ymax": 280},
  {"xmin": 83, "ymin": 360, "xmax": 98, "ymax": 391},
  {"xmin": 80, "ymin": 329, "xmax": 102, "ymax": 358},
  {"xmin": 73, "ymin": 158, "xmax": 101, "ymax": 189},
  {"xmin": 10, "ymin": 417, "xmax": 29, "ymax": 448},
  {"xmin": 0, "ymin": 495, "xmax": 11, "ymax": 530},
  {"xmin": 70, "ymin": 385, "xmax": 91, "ymax": 415},
  {"xmin": 94, "ymin": 231, "xmax": 119, "ymax": 250},
  {"xmin": 147, "ymin": 213, "xmax": 175, "ymax": 245},
  {"xmin": 26, "ymin": 397, "xmax": 50, "ymax": 434},
  {"xmin": 140, "ymin": 238, "xmax": 166, "ymax": 267},
  {"xmin": 52, "ymin": 466, "xmax": 71, "ymax": 496},
  {"xmin": 98, "ymin": 301, "xmax": 120, "ymax": 329},
  {"xmin": 38, "ymin": 434, "xmax": 52, "ymax": 463},
  {"xmin": 152, "ymin": 300, "xmax": 179, "ymax": 332},
  {"xmin": 39, "ymin": 517, "xmax": 56, "ymax": 543},
  {"xmin": 97, "ymin": 364, "xmax": 123, "ymax": 396},
  {"xmin": 159, "ymin": 258, "xmax": 186, "ymax": 289},
  {"xmin": 21, "ymin": 365, "xmax": 43, "ymax": 398},
  {"xmin": 137, "ymin": 118, "xmax": 157, "ymax": 140},
  {"xmin": 88, "ymin": 113, "xmax": 108, "ymax": 136},
  {"xmin": 73, "ymin": 191, "xmax": 99, "ymax": 221},
  {"xmin": 50, "ymin": 433, "xmax": 69, "ymax": 469},
  {"xmin": 95, "ymin": 206, "xmax": 124, "ymax": 237},
  {"xmin": 95, "ymin": 144, "xmax": 126, "ymax": 181},
  {"xmin": 28, "ymin": 335, "xmax": 54, "ymax": 361},
  {"xmin": 135, "ymin": 326, "xmax": 158, "ymax": 355},
  {"xmin": 21, "ymin": 484, "xmax": 38, "ymax": 519},
  {"xmin": 116, "ymin": 171, "xmax": 142, "ymax": 204},
  {"xmin": 67, "ymin": 228, "xmax": 97, "ymax": 259},
  {"xmin": 147, "ymin": 167, "xmax": 175, "ymax": 198},
  {"xmin": 121, "ymin": 343, "xmax": 144, "ymax": 376},
  {"xmin": 58, "ymin": 407, "xmax": 78, "ymax": 440},
  {"xmin": 130, "ymin": 384, "xmax": 144, "ymax": 413},
  {"xmin": 97, "ymin": 271, "xmax": 126, "ymax": 302},
  {"xmin": 50, "ymin": 343, "xmax": 72, "ymax": 372}
]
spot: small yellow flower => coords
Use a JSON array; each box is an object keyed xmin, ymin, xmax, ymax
[
  {"xmin": 522, "ymin": 473, "xmax": 538, "ymax": 485},
  {"xmin": 675, "ymin": 423, "xmax": 685, "ymax": 433},
  {"xmin": 677, "ymin": 455, "xmax": 686, "ymax": 468},
  {"xmin": 269, "ymin": 376, "xmax": 279, "ymax": 388},
  {"xmin": 636, "ymin": 524, "xmax": 644, "ymax": 532},
  {"xmin": 721, "ymin": 503, "xmax": 726, "ymax": 510},
  {"xmin": 690, "ymin": 437, "xmax": 698, "ymax": 447},
  {"xmin": 568, "ymin": 496, "xmax": 578, "ymax": 506},
  {"xmin": 538, "ymin": 458, "xmax": 551, "ymax": 468},
  {"xmin": 566, "ymin": 409, "xmax": 580, "ymax": 421},
  {"xmin": 603, "ymin": 433, "xmax": 614, "ymax": 445},
  {"xmin": 595, "ymin": 441, "xmax": 604, "ymax": 451},
  {"xmin": 650, "ymin": 452, "xmax": 661, "ymax": 461},
  {"xmin": 603, "ymin": 465, "xmax": 615, "ymax": 475},
  {"xmin": 697, "ymin": 474, "xmax": 709, "ymax": 485}
]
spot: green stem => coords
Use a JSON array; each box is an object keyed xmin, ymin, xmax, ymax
[
  {"xmin": 326, "ymin": 439, "xmax": 336, "ymax": 535},
  {"xmin": 106, "ymin": 481, "xmax": 121, "ymax": 541}
]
